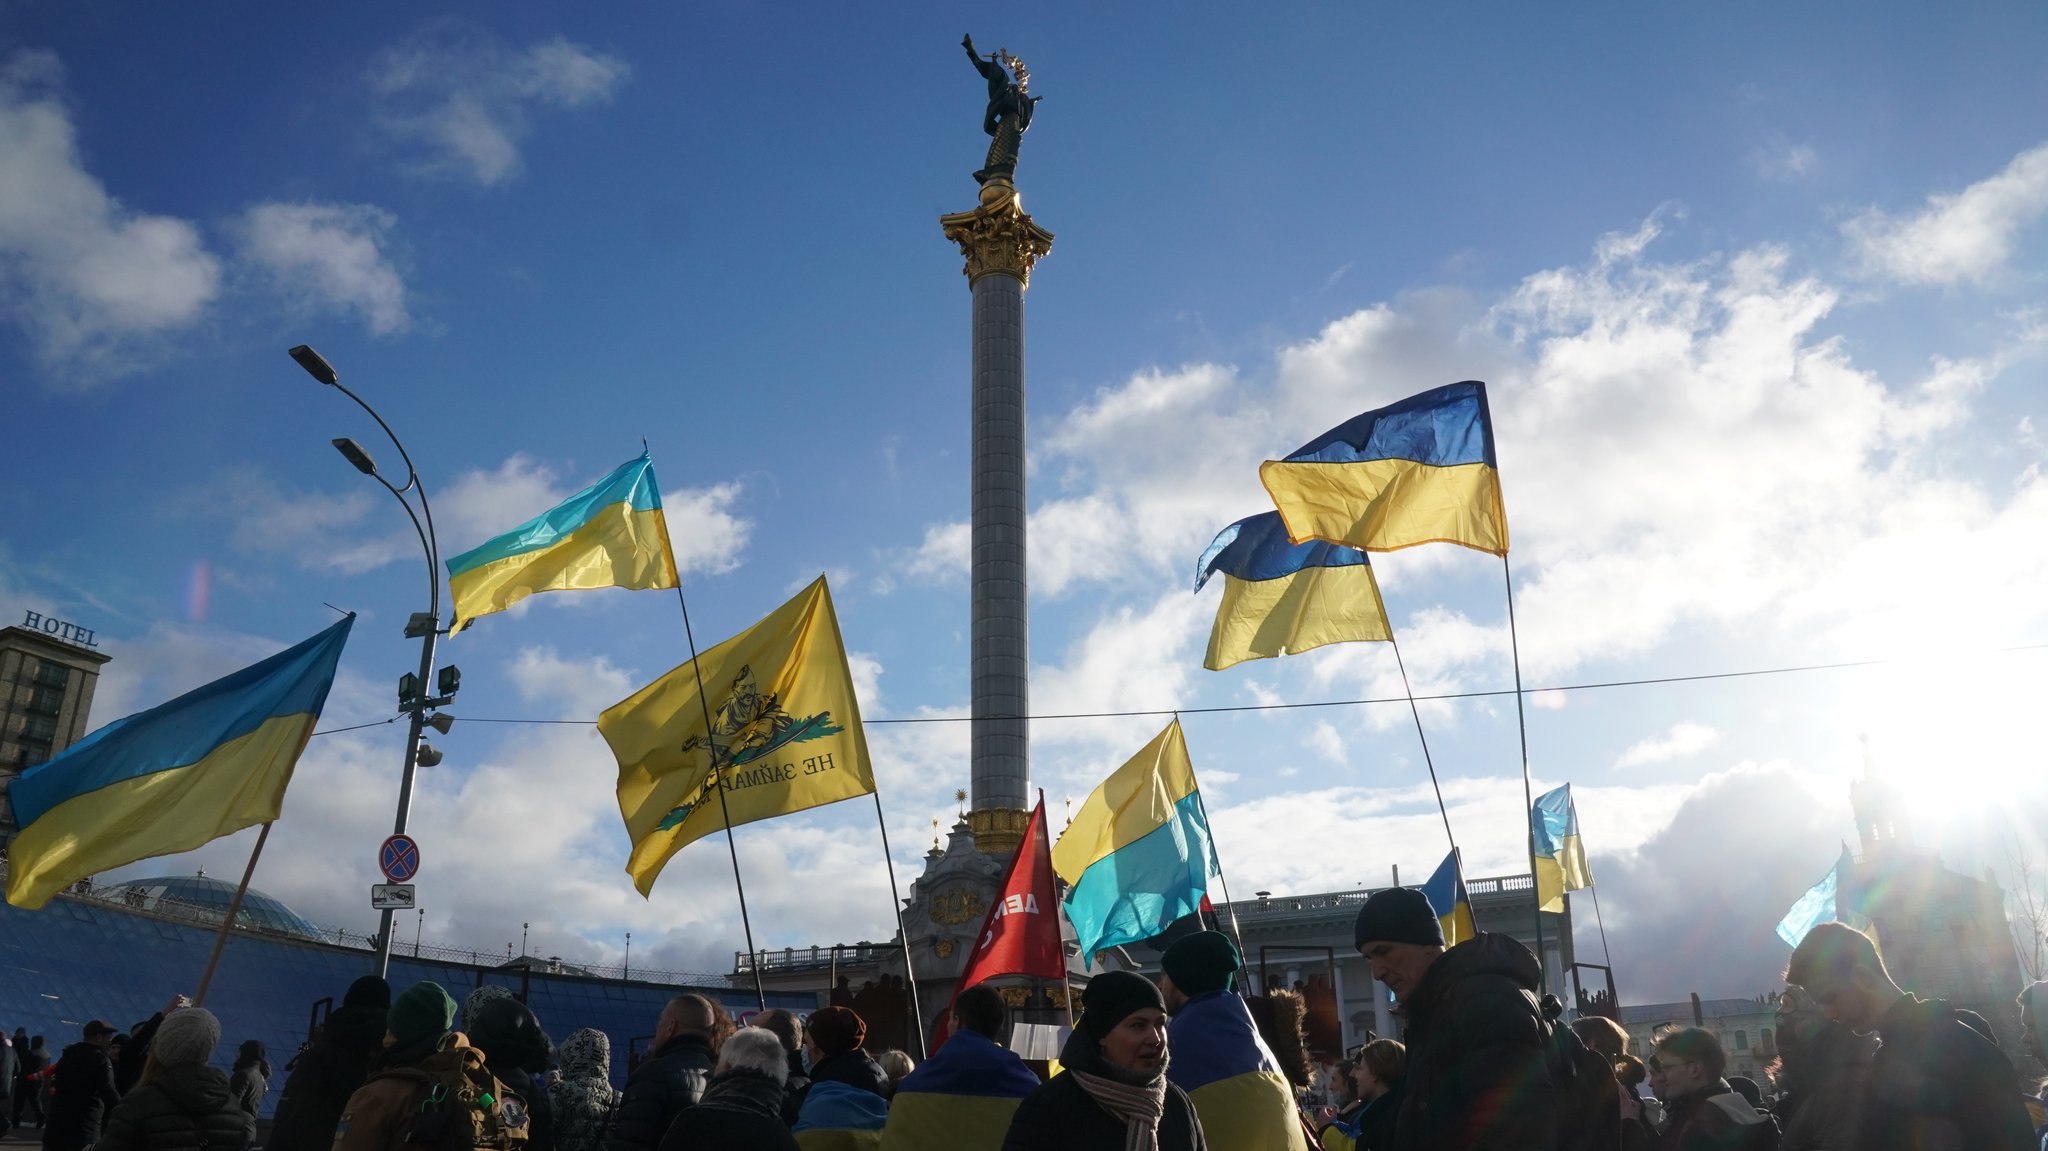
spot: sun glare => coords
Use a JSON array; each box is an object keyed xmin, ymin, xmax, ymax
[{"xmin": 1850, "ymin": 651, "xmax": 2048, "ymax": 845}]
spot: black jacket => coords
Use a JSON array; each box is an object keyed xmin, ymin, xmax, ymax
[
  {"xmin": 266, "ymin": 1004, "xmax": 388, "ymax": 1151},
  {"xmin": 468, "ymin": 998, "xmax": 556, "ymax": 1151},
  {"xmin": 0, "ymin": 1042, "xmax": 18, "ymax": 1100},
  {"xmin": 799, "ymin": 1049, "xmax": 888, "ymax": 1106},
  {"xmin": 605, "ymin": 1034, "xmax": 715, "ymax": 1151},
  {"xmin": 656, "ymin": 1069, "xmax": 799, "ymax": 1151},
  {"xmin": 778, "ymin": 1049, "xmax": 810, "ymax": 1126},
  {"xmin": 1001, "ymin": 1027, "xmax": 1205, "ymax": 1151},
  {"xmin": 1388, "ymin": 933, "xmax": 1557, "ymax": 1151},
  {"xmin": 1657, "ymin": 1082, "xmax": 1778, "ymax": 1151},
  {"xmin": 96, "ymin": 1065, "xmax": 256, "ymax": 1151},
  {"xmin": 43, "ymin": 1042, "xmax": 121, "ymax": 1151},
  {"xmin": 1865, "ymin": 994, "xmax": 2037, "ymax": 1151},
  {"xmin": 115, "ymin": 1016, "xmax": 164, "ymax": 1099}
]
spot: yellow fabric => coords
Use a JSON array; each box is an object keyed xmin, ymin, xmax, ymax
[
  {"xmin": 1050, "ymin": 718, "xmax": 1199, "ymax": 885},
  {"xmin": 1320, "ymin": 1125, "xmax": 1360, "ymax": 1151},
  {"xmin": 5, "ymin": 712, "xmax": 312, "ymax": 909},
  {"xmin": 1260, "ymin": 457, "xmax": 1510, "ymax": 556},
  {"xmin": 448, "ymin": 504, "xmax": 676, "ymax": 632},
  {"xmin": 878, "ymin": 1091, "xmax": 1022, "ymax": 1150},
  {"xmin": 796, "ymin": 1130, "xmax": 882, "ymax": 1151},
  {"xmin": 1441, "ymin": 900, "xmax": 1476, "ymax": 946},
  {"xmin": 1188, "ymin": 1070, "xmax": 1312, "ymax": 1151},
  {"xmin": 1204, "ymin": 564, "xmax": 1391, "ymax": 671},
  {"xmin": 602, "ymin": 576, "xmax": 875, "ymax": 895},
  {"xmin": 1534, "ymin": 834, "xmax": 1592, "ymax": 914}
]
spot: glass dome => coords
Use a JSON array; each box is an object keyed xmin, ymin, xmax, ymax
[{"xmin": 111, "ymin": 875, "xmax": 325, "ymax": 940}]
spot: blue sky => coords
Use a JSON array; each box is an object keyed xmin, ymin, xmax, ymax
[{"xmin": 6, "ymin": 3, "xmax": 2048, "ymax": 1001}]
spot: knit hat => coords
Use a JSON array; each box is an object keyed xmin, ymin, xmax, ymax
[
  {"xmin": 1161, "ymin": 930, "xmax": 1240, "ymax": 996},
  {"xmin": 468, "ymin": 996, "xmax": 552, "ymax": 1075},
  {"xmin": 343, "ymin": 976, "xmax": 391, "ymax": 1012},
  {"xmin": 1352, "ymin": 886, "xmax": 1444, "ymax": 950},
  {"xmin": 152, "ymin": 1009, "xmax": 221, "ymax": 1069},
  {"xmin": 807, "ymin": 1006, "xmax": 866, "ymax": 1058},
  {"xmin": 388, "ymin": 981, "xmax": 458, "ymax": 1048},
  {"xmin": 463, "ymin": 984, "xmax": 516, "ymax": 1033},
  {"xmin": 1080, "ymin": 970, "xmax": 1166, "ymax": 1041}
]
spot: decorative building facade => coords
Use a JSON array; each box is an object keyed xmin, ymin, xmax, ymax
[{"xmin": 0, "ymin": 616, "xmax": 112, "ymax": 849}]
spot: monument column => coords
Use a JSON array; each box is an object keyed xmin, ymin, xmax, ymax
[{"xmin": 942, "ymin": 176, "xmax": 1051, "ymax": 857}]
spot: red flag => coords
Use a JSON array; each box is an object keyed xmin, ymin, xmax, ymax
[{"xmin": 930, "ymin": 798, "xmax": 1064, "ymax": 1052}]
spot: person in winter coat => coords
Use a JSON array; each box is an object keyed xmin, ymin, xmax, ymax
[
  {"xmin": 656, "ymin": 1028, "xmax": 799, "ymax": 1151},
  {"xmin": 229, "ymin": 1040, "xmax": 269, "ymax": 1116},
  {"xmin": 333, "ymin": 981, "xmax": 528, "ymax": 1151},
  {"xmin": 43, "ymin": 1020, "xmax": 122, "ymax": 1151},
  {"xmin": 606, "ymin": 994, "xmax": 729, "ymax": 1151},
  {"xmin": 115, "ymin": 998, "xmax": 189, "ymax": 1098},
  {"xmin": 754, "ymin": 1010, "xmax": 810, "ymax": 1125},
  {"xmin": 1770, "ymin": 984, "xmax": 1871, "ymax": 1151},
  {"xmin": 2, "ymin": 1031, "xmax": 18, "ymax": 1139},
  {"xmin": 550, "ymin": 1029, "xmax": 618, "ymax": 1151},
  {"xmin": 1159, "ymin": 931, "xmax": 1309, "ymax": 1151},
  {"xmin": 96, "ymin": 1008, "xmax": 255, "ymax": 1151},
  {"xmin": 1571, "ymin": 1015, "xmax": 1655, "ymax": 1151},
  {"xmin": 1001, "ymin": 970, "xmax": 1206, "ymax": 1151},
  {"xmin": 1352, "ymin": 886, "xmax": 1557, "ymax": 1151},
  {"xmin": 790, "ymin": 1007, "xmax": 890, "ymax": 1148},
  {"xmin": 882, "ymin": 983, "xmax": 1040, "ymax": 1150},
  {"xmin": 267, "ymin": 975, "xmax": 391, "ymax": 1151},
  {"xmin": 466, "ymin": 990, "xmax": 556, "ymax": 1151},
  {"xmin": 16, "ymin": 1034, "xmax": 50, "ymax": 1129},
  {"xmin": 1650, "ymin": 1029, "xmax": 1779, "ymax": 1151},
  {"xmin": 1788, "ymin": 922, "xmax": 2037, "ymax": 1151},
  {"xmin": 1322, "ymin": 1040, "xmax": 1403, "ymax": 1151}
]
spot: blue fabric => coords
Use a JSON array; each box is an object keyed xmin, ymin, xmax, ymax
[
  {"xmin": 1532, "ymin": 784, "xmax": 1578, "ymax": 858},
  {"xmin": 1776, "ymin": 856, "xmax": 1842, "ymax": 947},
  {"xmin": 792, "ymin": 1078, "xmax": 890, "ymax": 1134},
  {"xmin": 1281, "ymin": 381, "xmax": 1498, "ymax": 468},
  {"xmin": 895, "ymin": 1030, "xmax": 1038, "ymax": 1099},
  {"xmin": 1193, "ymin": 511, "xmax": 1368, "ymax": 592},
  {"xmin": 445, "ymin": 453, "xmax": 664, "ymax": 575},
  {"xmin": 9, "ymin": 616, "xmax": 352, "ymax": 825},
  {"xmin": 1063, "ymin": 790, "xmax": 1215, "ymax": 962},
  {"xmin": 1165, "ymin": 990, "xmax": 1282, "ymax": 1093}
]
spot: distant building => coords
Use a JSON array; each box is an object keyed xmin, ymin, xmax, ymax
[
  {"xmin": 1620, "ymin": 995, "xmax": 1781, "ymax": 1085},
  {"xmin": 0, "ymin": 615, "xmax": 112, "ymax": 849}
]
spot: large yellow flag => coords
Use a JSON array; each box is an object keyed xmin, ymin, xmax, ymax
[{"xmin": 600, "ymin": 576, "xmax": 875, "ymax": 895}]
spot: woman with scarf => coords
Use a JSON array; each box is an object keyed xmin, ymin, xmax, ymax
[{"xmin": 1002, "ymin": 970, "xmax": 1206, "ymax": 1151}]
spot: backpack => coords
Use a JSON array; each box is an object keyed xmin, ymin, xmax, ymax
[
  {"xmin": 371, "ymin": 1056, "xmax": 531, "ymax": 1150},
  {"xmin": 1540, "ymin": 998, "xmax": 1622, "ymax": 1151}
]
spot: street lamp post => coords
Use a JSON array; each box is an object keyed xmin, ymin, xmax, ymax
[{"xmin": 289, "ymin": 344, "xmax": 455, "ymax": 980}]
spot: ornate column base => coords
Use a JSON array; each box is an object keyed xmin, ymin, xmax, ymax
[{"xmin": 967, "ymin": 807, "xmax": 1031, "ymax": 857}]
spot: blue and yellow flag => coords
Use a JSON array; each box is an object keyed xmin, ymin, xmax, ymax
[
  {"xmin": 1051, "ymin": 719, "xmax": 1216, "ymax": 965},
  {"xmin": 1195, "ymin": 511, "xmax": 1391, "ymax": 671},
  {"xmin": 1532, "ymin": 783, "xmax": 1593, "ymax": 914},
  {"xmin": 1775, "ymin": 846, "xmax": 1864, "ymax": 948},
  {"xmin": 4, "ymin": 616, "xmax": 353, "ymax": 910},
  {"xmin": 794, "ymin": 1080, "xmax": 890, "ymax": 1151},
  {"xmin": 600, "ymin": 576, "xmax": 875, "ymax": 896},
  {"xmin": 880, "ymin": 1030, "xmax": 1039, "ymax": 1150},
  {"xmin": 1418, "ymin": 849, "xmax": 1475, "ymax": 945},
  {"xmin": 1166, "ymin": 990, "xmax": 1313, "ymax": 1151},
  {"xmin": 1260, "ymin": 381, "xmax": 1509, "ymax": 556},
  {"xmin": 445, "ymin": 453, "xmax": 677, "ymax": 633}
]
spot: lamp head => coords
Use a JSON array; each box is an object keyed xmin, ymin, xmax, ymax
[
  {"xmin": 333, "ymin": 438, "xmax": 378, "ymax": 476},
  {"xmin": 288, "ymin": 344, "xmax": 339, "ymax": 385},
  {"xmin": 414, "ymin": 741, "xmax": 444, "ymax": 768}
]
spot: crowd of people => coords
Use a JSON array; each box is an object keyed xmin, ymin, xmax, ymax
[{"xmin": 3, "ymin": 902, "xmax": 2045, "ymax": 1150}]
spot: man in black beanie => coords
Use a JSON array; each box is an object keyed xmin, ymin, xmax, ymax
[
  {"xmin": 1353, "ymin": 884, "xmax": 1557, "ymax": 1151},
  {"xmin": 1003, "ymin": 970, "xmax": 1206, "ymax": 1150},
  {"xmin": 270, "ymin": 976, "xmax": 392, "ymax": 1150},
  {"xmin": 1158, "ymin": 930, "xmax": 1309, "ymax": 1150}
]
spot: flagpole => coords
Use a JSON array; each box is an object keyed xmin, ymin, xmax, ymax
[
  {"xmin": 1182, "ymin": 716, "xmax": 1249, "ymax": 967},
  {"xmin": 1387, "ymin": 634, "xmax": 1458, "ymax": 852},
  {"xmin": 1588, "ymin": 886, "xmax": 1615, "ymax": 970},
  {"xmin": 665, "ymin": 567, "xmax": 768, "ymax": 1011},
  {"xmin": 871, "ymin": 789, "xmax": 929, "ymax": 1057},
  {"xmin": 1500, "ymin": 556, "xmax": 1547, "ymax": 995},
  {"xmin": 194, "ymin": 822, "xmax": 271, "ymax": 1008}
]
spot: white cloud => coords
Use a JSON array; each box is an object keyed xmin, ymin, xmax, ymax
[
  {"xmin": 368, "ymin": 28, "xmax": 630, "ymax": 186},
  {"xmin": 0, "ymin": 50, "xmax": 220, "ymax": 382},
  {"xmin": 1749, "ymin": 135, "xmax": 1817, "ymax": 182},
  {"xmin": 1614, "ymin": 721, "xmax": 1722, "ymax": 769},
  {"xmin": 902, "ymin": 522, "xmax": 970, "ymax": 583},
  {"xmin": 233, "ymin": 202, "xmax": 409, "ymax": 335},
  {"xmin": 664, "ymin": 482, "xmax": 750, "ymax": 576},
  {"xmin": 1844, "ymin": 141, "xmax": 2048, "ymax": 287}
]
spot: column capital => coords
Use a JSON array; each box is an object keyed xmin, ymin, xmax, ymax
[
  {"xmin": 967, "ymin": 806, "xmax": 1032, "ymax": 856},
  {"xmin": 940, "ymin": 178, "xmax": 1054, "ymax": 288}
]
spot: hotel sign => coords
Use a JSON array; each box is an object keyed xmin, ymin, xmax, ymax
[{"xmin": 21, "ymin": 611, "xmax": 100, "ymax": 648}]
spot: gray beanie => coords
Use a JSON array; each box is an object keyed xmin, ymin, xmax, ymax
[{"xmin": 152, "ymin": 1009, "xmax": 221, "ymax": 1069}]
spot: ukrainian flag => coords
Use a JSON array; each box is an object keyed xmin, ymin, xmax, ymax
[
  {"xmin": 792, "ymin": 1080, "xmax": 889, "ymax": 1150},
  {"xmin": 1260, "ymin": 381, "xmax": 1509, "ymax": 556},
  {"xmin": 601, "ymin": 576, "xmax": 875, "ymax": 896},
  {"xmin": 1166, "ymin": 990, "xmax": 1312, "ymax": 1151},
  {"xmin": 1051, "ymin": 719, "xmax": 1215, "ymax": 964},
  {"xmin": 4, "ymin": 616, "xmax": 353, "ymax": 910},
  {"xmin": 1195, "ymin": 511, "xmax": 1390, "ymax": 671},
  {"xmin": 1532, "ymin": 783, "xmax": 1593, "ymax": 914},
  {"xmin": 880, "ymin": 1029, "xmax": 1039, "ymax": 1150},
  {"xmin": 445, "ymin": 453, "xmax": 677, "ymax": 633},
  {"xmin": 1418, "ymin": 849, "xmax": 1475, "ymax": 945}
]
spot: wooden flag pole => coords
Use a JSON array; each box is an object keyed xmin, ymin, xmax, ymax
[
  {"xmin": 871, "ymin": 788, "xmax": 929, "ymax": 1056},
  {"xmin": 195, "ymin": 822, "xmax": 271, "ymax": 1008},
  {"xmin": 1500, "ymin": 556, "xmax": 1548, "ymax": 995}
]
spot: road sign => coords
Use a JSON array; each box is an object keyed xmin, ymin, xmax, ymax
[
  {"xmin": 379, "ymin": 834, "xmax": 421, "ymax": 883},
  {"xmin": 371, "ymin": 883, "xmax": 415, "ymax": 910}
]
